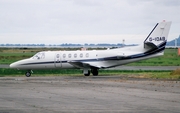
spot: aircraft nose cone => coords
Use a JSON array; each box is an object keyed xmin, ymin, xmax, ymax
[
  {"xmin": 9, "ymin": 59, "xmax": 30, "ymax": 69},
  {"xmin": 10, "ymin": 62, "xmax": 18, "ymax": 69},
  {"xmin": 10, "ymin": 63, "xmax": 14, "ymax": 68}
]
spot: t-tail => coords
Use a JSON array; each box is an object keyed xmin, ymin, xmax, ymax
[{"xmin": 144, "ymin": 21, "xmax": 171, "ymax": 51}]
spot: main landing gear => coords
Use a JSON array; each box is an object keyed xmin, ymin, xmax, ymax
[
  {"xmin": 91, "ymin": 69, "xmax": 98, "ymax": 76},
  {"xmin": 25, "ymin": 70, "xmax": 33, "ymax": 77},
  {"xmin": 83, "ymin": 68, "xmax": 99, "ymax": 76}
]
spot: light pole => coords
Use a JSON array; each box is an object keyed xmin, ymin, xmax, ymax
[{"xmin": 122, "ymin": 39, "xmax": 125, "ymax": 47}]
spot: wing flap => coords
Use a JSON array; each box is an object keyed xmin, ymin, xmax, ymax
[{"xmin": 68, "ymin": 61, "xmax": 102, "ymax": 69}]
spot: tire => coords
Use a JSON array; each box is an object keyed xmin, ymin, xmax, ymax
[
  {"xmin": 91, "ymin": 69, "xmax": 98, "ymax": 76},
  {"xmin": 84, "ymin": 70, "xmax": 90, "ymax": 76},
  {"xmin": 25, "ymin": 72, "xmax": 31, "ymax": 77}
]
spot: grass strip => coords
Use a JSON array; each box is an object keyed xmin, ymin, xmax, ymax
[
  {"xmin": 1, "ymin": 48, "xmax": 180, "ymax": 66},
  {"xmin": 0, "ymin": 68, "xmax": 179, "ymax": 80}
]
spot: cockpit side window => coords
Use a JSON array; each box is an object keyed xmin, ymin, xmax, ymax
[{"xmin": 33, "ymin": 52, "xmax": 45, "ymax": 60}]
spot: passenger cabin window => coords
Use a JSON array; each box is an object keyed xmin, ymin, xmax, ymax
[
  {"xmin": 63, "ymin": 54, "xmax": 66, "ymax": 58},
  {"xmin": 68, "ymin": 54, "xmax": 71, "ymax": 58},
  {"xmin": 74, "ymin": 53, "xmax": 77, "ymax": 58},
  {"xmin": 80, "ymin": 53, "xmax": 83, "ymax": 58},
  {"xmin": 33, "ymin": 52, "xmax": 45, "ymax": 60}
]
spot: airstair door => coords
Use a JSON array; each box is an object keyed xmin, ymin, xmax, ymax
[{"xmin": 54, "ymin": 53, "xmax": 62, "ymax": 68}]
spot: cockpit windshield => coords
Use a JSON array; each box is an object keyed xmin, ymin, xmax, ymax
[{"xmin": 32, "ymin": 52, "xmax": 45, "ymax": 60}]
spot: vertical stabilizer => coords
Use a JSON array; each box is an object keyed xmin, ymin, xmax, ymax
[{"xmin": 144, "ymin": 21, "xmax": 171, "ymax": 49}]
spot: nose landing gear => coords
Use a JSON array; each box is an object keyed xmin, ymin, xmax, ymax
[{"xmin": 25, "ymin": 70, "xmax": 33, "ymax": 77}]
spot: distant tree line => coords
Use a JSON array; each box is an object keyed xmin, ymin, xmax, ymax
[
  {"xmin": 0, "ymin": 43, "xmax": 132, "ymax": 47},
  {"xmin": 1, "ymin": 36, "xmax": 179, "ymax": 47}
]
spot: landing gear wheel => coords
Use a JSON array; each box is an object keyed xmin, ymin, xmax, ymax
[
  {"xmin": 91, "ymin": 69, "xmax": 98, "ymax": 76},
  {"xmin": 25, "ymin": 71, "xmax": 31, "ymax": 77},
  {"xmin": 84, "ymin": 70, "xmax": 90, "ymax": 76}
]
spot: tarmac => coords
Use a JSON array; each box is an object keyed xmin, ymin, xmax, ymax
[{"xmin": 0, "ymin": 76, "xmax": 180, "ymax": 113}]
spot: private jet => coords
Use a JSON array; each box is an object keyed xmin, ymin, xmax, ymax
[{"xmin": 10, "ymin": 21, "xmax": 172, "ymax": 77}]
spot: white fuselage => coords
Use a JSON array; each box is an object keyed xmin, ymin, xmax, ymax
[{"xmin": 10, "ymin": 44, "xmax": 163, "ymax": 70}]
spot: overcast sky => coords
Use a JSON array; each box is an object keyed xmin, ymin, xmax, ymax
[{"xmin": 0, "ymin": 0, "xmax": 179, "ymax": 44}]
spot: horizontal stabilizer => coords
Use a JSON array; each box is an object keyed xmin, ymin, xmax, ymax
[{"xmin": 144, "ymin": 42, "xmax": 158, "ymax": 49}]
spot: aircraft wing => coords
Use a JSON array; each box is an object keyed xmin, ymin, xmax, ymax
[{"xmin": 68, "ymin": 61, "xmax": 103, "ymax": 69}]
